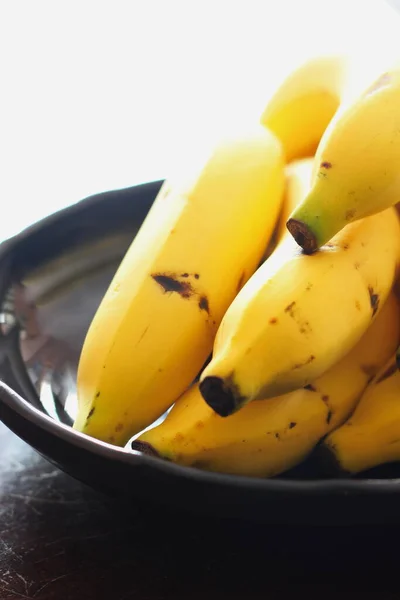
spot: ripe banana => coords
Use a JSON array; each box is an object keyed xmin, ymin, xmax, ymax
[
  {"xmin": 287, "ymin": 63, "xmax": 400, "ymax": 253},
  {"xmin": 74, "ymin": 125, "xmax": 284, "ymax": 445},
  {"xmin": 260, "ymin": 55, "xmax": 348, "ymax": 163},
  {"xmin": 322, "ymin": 350, "xmax": 400, "ymax": 475},
  {"xmin": 199, "ymin": 201, "xmax": 400, "ymax": 416},
  {"xmin": 135, "ymin": 292, "xmax": 400, "ymax": 478}
]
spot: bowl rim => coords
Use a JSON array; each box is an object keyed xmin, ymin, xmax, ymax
[
  {"xmin": 1, "ymin": 178, "xmax": 400, "ymax": 498},
  {"xmin": 2, "ymin": 379, "xmax": 400, "ymax": 497}
]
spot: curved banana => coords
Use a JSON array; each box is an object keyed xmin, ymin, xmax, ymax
[
  {"xmin": 74, "ymin": 125, "xmax": 284, "ymax": 445},
  {"xmin": 200, "ymin": 203, "xmax": 400, "ymax": 416},
  {"xmin": 287, "ymin": 63, "xmax": 400, "ymax": 253},
  {"xmin": 135, "ymin": 292, "xmax": 400, "ymax": 478},
  {"xmin": 322, "ymin": 350, "xmax": 400, "ymax": 475},
  {"xmin": 260, "ymin": 55, "xmax": 348, "ymax": 163}
]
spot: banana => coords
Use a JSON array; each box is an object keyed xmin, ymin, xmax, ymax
[
  {"xmin": 135, "ymin": 292, "xmax": 400, "ymax": 478},
  {"xmin": 260, "ymin": 55, "xmax": 348, "ymax": 162},
  {"xmin": 74, "ymin": 125, "xmax": 284, "ymax": 445},
  {"xmin": 199, "ymin": 200, "xmax": 400, "ymax": 416},
  {"xmin": 287, "ymin": 63, "xmax": 400, "ymax": 253},
  {"xmin": 322, "ymin": 350, "xmax": 400, "ymax": 475}
]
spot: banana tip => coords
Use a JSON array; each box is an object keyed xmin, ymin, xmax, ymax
[
  {"xmin": 316, "ymin": 442, "xmax": 351, "ymax": 478},
  {"xmin": 131, "ymin": 440, "xmax": 160, "ymax": 458},
  {"xmin": 199, "ymin": 376, "xmax": 245, "ymax": 417},
  {"xmin": 286, "ymin": 218, "xmax": 317, "ymax": 254}
]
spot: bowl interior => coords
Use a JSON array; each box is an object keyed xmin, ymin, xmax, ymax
[{"xmin": 0, "ymin": 182, "xmax": 160, "ymax": 426}]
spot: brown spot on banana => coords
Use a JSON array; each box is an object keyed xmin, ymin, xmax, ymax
[
  {"xmin": 368, "ymin": 286, "xmax": 379, "ymax": 317},
  {"xmin": 320, "ymin": 161, "xmax": 332, "ymax": 169},
  {"xmin": 285, "ymin": 301, "xmax": 296, "ymax": 314},
  {"xmin": 292, "ymin": 355, "xmax": 315, "ymax": 370},
  {"xmin": 345, "ymin": 208, "xmax": 356, "ymax": 221},
  {"xmin": 198, "ymin": 295, "xmax": 210, "ymax": 314},
  {"xmin": 152, "ymin": 273, "xmax": 195, "ymax": 297},
  {"xmin": 85, "ymin": 407, "xmax": 95, "ymax": 426}
]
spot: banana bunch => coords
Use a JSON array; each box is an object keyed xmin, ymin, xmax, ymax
[
  {"xmin": 136, "ymin": 292, "xmax": 400, "ymax": 477},
  {"xmin": 75, "ymin": 54, "xmax": 400, "ymax": 480}
]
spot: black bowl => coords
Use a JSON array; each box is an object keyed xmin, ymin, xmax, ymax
[{"xmin": 1, "ymin": 180, "xmax": 400, "ymax": 525}]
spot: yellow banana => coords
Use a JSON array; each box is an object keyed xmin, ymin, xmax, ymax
[
  {"xmin": 287, "ymin": 63, "xmax": 400, "ymax": 253},
  {"xmin": 136, "ymin": 292, "xmax": 400, "ymax": 478},
  {"xmin": 200, "ymin": 200, "xmax": 400, "ymax": 416},
  {"xmin": 74, "ymin": 125, "xmax": 284, "ymax": 445},
  {"xmin": 260, "ymin": 55, "xmax": 348, "ymax": 163},
  {"xmin": 322, "ymin": 350, "xmax": 400, "ymax": 475}
]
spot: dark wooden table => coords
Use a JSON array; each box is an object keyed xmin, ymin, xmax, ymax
[{"xmin": 1, "ymin": 421, "xmax": 399, "ymax": 600}]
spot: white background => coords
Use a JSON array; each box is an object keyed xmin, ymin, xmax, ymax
[{"xmin": 0, "ymin": 0, "xmax": 399, "ymax": 241}]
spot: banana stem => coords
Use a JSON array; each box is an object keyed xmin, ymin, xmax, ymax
[{"xmin": 286, "ymin": 218, "xmax": 318, "ymax": 254}]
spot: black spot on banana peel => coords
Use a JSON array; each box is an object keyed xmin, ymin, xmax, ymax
[
  {"xmin": 152, "ymin": 273, "xmax": 194, "ymax": 298},
  {"xmin": 85, "ymin": 407, "xmax": 95, "ymax": 425},
  {"xmin": 368, "ymin": 286, "xmax": 379, "ymax": 317},
  {"xmin": 199, "ymin": 374, "xmax": 247, "ymax": 417},
  {"xmin": 292, "ymin": 355, "xmax": 315, "ymax": 370},
  {"xmin": 320, "ymin": 161, "xmax": 332, "ymax": 169},
  {"xmin": 286, "ymin": 218, "xmax": 318, "ymax": 254},
  {"xmin": 198, "ymin": 295, "xmax": 210, "ymax": 314},
  {"xmin": 152, "ymin": 272, "xmax": 210, "ymax": 316},
  {"xmin": 284, "ymin": 301, "xmax": 296, "ymax": 314}
]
